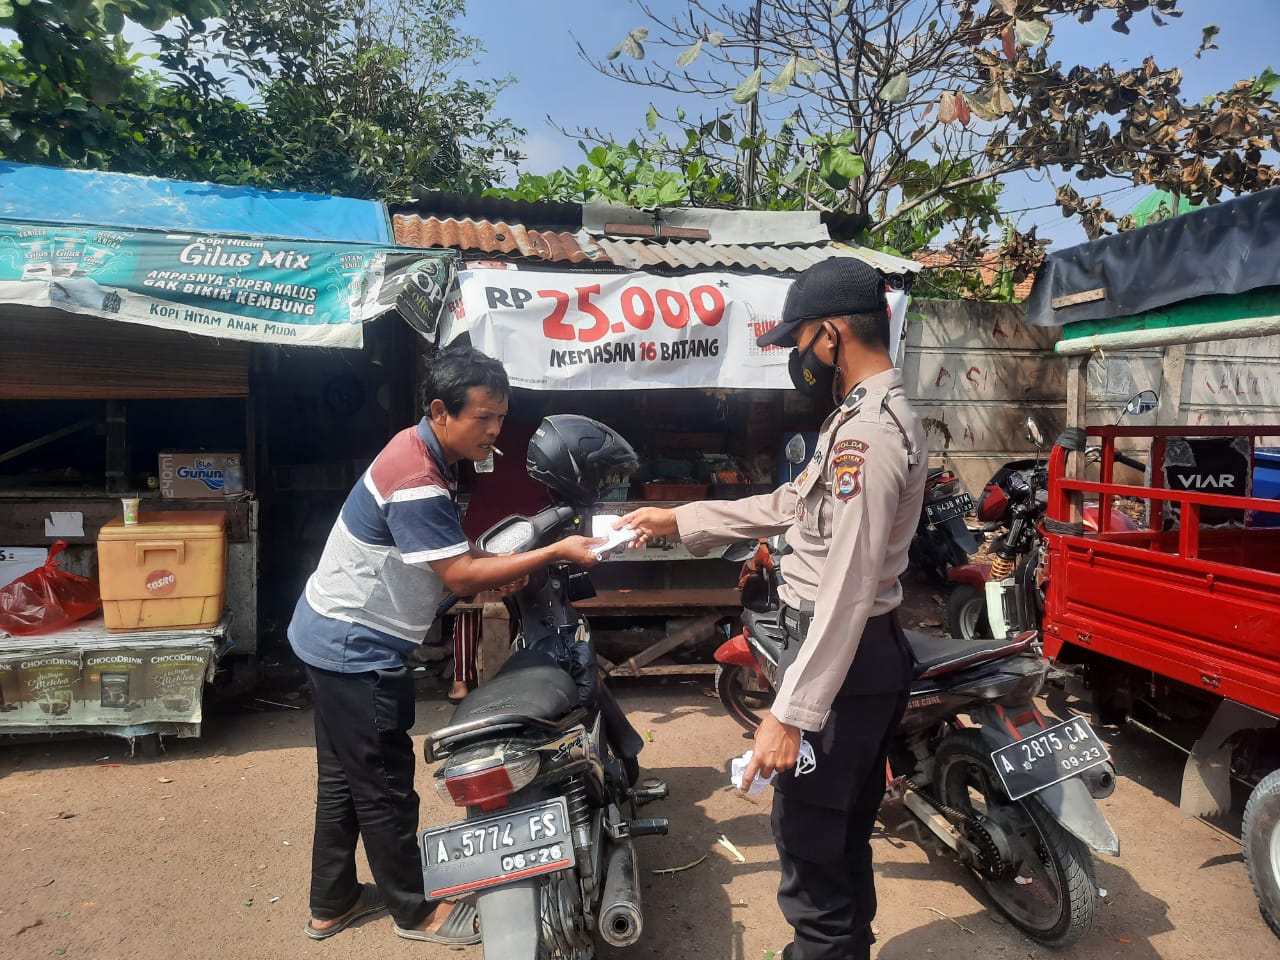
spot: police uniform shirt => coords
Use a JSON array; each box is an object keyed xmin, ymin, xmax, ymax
[{"xmin": 674, "ymin": 367, "xmax": 927, "ymax": 731}]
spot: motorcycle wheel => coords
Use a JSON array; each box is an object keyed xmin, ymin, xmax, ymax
[
  {"xmin": 945, "ymin": 585, "xmax": 991, "ymax": 643},
  {"xmin": 934, "ymin": 729, "xmax": 1096, "ymax": 946},
  {"xmin": 1243, "ymin": 767, "xmax": 1280, "ymax": 938},
  {"xmin": 714, "ymin": 664, "xmax": 773, "ymax": 732}
]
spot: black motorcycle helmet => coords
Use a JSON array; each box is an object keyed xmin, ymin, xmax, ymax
[{"xmin": 526, "ymin": 415, "xmax": 638, "ymax": 506}]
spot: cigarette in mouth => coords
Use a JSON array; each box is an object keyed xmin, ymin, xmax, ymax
[{"xmin": 491, "ymin": 446, "xmax": 504, "ymax": 457}]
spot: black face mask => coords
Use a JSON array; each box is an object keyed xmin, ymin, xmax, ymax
[{"xmin": 788, "ymin": 328, "xmax": 841, "ymax": 402}]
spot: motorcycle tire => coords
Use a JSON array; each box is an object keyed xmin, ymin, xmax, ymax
[
  {"xmin": 1243, "ymin": 767, "xmax": 1280, "ymax": 939},
  {"xmin": 714, "ymin": 664, "xmax": 773, "ymax": 733},
  {"xmin": 933, "ymin": 729, "xmax": 1096, "ymax": 946},
  {"xmin": 945, "ymin": 584, "xmax": 991, "ymax": 643}
]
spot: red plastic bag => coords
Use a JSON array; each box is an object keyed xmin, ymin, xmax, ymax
[{"xmin": 0, "ymin": 541, "xmax": 101, "ymax": 636}]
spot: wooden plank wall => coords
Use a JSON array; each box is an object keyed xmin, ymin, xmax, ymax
[{"xmin": 905, "ymin": 302, "xmax": 1280, "ymax": 498}]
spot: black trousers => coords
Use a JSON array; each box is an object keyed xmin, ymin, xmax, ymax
[
  {"xmin": 770, "ymin": 613, "xmax": 913, "ymax": 960},
  {"xmin": 305, "ymin": 663, "xmax": 433, "ymax": 929}
]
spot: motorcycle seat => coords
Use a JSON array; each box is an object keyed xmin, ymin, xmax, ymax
[
  {"xmin": 448, "ymin": 649, "xmax": 581, "ymax": 729},
  {"xmin": 905, "ymin": 629, "xmax": 1036, "ymax": 680}
]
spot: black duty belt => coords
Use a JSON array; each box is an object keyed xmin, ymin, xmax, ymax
[
  {"xmin": 781, "ymin": 604, "xmax": 901, "ymax": 649},
  {"xmin": 780, "ymin": 601, "xmax": 816, "ymax": 640}
]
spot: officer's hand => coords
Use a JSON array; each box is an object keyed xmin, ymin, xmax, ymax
[
  {"xmin": 556, "ymin": 536, "xmax": 608, "ymax": 566},
  {"xmin": 741, "ymin": 713, "xmax": 802, "ymax": 788},
  {"xmin": 616, "ymin": 507, "xmax": 677, "ymax": 547}
]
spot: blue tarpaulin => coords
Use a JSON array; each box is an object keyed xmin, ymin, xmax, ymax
[{"xmin": 0, "ymin": 162, "xmax": 392, "ymax": 245}]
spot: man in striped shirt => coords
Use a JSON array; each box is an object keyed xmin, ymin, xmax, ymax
[{"xmin": 289, "ymin": 346, "xmax": 603, "ymax": 944}]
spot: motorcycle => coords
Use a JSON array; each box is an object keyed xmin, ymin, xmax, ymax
[
  {"xmin": 714, "ymin": 541, "xmax": 1119, "ymax": 947},
  {"xmin": 421, "ymin": 415, "xmax": 667, "ymax": 960},
  {"xmin": 910, "ymin": 466, "xmax": 980, "ymax": 585},
  {"xmin": 946, "ymin": 410, "xmax": 1149, "ymax": 644}
]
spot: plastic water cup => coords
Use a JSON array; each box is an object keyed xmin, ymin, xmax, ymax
[{"xmin": 121, "ymin": 498, "xmax": 140, "ymax": 525}]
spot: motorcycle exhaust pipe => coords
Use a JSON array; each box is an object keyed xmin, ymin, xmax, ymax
[
  {"xmin": 598, "ymin": 842, "xmax": 643, "ymax": 947},
  {"xmin": 1079, "ymin": 759, "xmax": 1117, "ymax": 800}
]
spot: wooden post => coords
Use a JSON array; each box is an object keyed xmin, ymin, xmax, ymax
[
  {"xmin": 1156, "ymin": 343, "xmax": 1186, "ymax": 427},
  {"xmin": 1065, "ymin": 354, "xmax": 1090, "ymax": 524},
  {"xmin": 105, "ymin": 400, "xmax": 127, "ymax": 494},
  {"xmin": 475, "ymin": 602, "xmax": 512, "ymax": 685}
]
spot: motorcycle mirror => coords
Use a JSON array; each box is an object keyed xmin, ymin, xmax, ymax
[
  {"xmin": 721, "ymin": 541, "xmax": 759, "ymax": 563},
  {"xmin": 1025, "ymin": 417, "xmax": 1045, "ymax": 448},
  {"xmin": 1119, "ymin": 389, "xmax": 1159, "ymax": 422},
  {"xmin": 784, "ymin": 434, "xmax": 807, "ymax": 465}
]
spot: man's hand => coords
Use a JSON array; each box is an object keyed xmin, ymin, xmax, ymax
[
  {"xmin": 556, "ymin": 536, "xmax": 608, "ymax": 566},
  {"xmin": 616, "ymin": 507, "xmax": 678, "ymax": 548},
  {"xmin": 741, "ymin": 713, "xmax": 802, "ymax": 789}
]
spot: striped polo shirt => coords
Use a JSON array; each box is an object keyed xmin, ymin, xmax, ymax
[{"xmin": 288, "ymin": 419, "xmax": 469, "ymax": 672}]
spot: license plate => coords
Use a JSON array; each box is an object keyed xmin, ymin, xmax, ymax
[
  {"xmin": 926, "ymin": 492, "xmax": 974, "ymax": 524},
  {"xmin": 990, "ymin": 716, "xmax": 1111, "ymax": 801},
  {"xmin": 419, "ymin": 797, "xmax": 573, "ymax": 900}
]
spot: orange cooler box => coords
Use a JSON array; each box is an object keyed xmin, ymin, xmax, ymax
[{"xmin": 97, "ymin": 512, "xmax": 227, "ymax": 632}]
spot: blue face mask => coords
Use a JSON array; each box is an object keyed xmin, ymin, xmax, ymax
[{"xmin": 788, "ymin": 327, "xmax": 841, "ymax": 403}]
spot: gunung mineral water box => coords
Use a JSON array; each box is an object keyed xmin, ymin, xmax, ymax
[
  {"xmin": 96, "ymin": 512, "xmax": 226, "ymax": 631},
  {"xmin": 158, "ymin": 451, "xmax": 243, "ymax": 499}
]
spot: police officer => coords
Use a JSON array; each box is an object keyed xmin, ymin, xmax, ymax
[{"xmin": 620, "ymin": 257, "xmax": 926, "ymax": 959}]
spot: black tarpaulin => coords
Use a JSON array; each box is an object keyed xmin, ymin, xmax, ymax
[{"xmin": 1024, "ymin": 187, "xmax": 1280, "ymax": 327}]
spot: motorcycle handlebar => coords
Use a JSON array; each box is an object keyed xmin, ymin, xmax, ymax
[{"xmin": 1115, "ymin": 451, "xmax": 1146, "ymax": 472}]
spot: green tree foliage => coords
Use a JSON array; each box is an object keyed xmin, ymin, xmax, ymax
[
  {"xmin": 0, "ymin": 0, "xmax": 229, "ymax": 169},
  {"xmin": 0, "ymin": 0, "xmax": 521, "ymax": 198},
  {"xmin": 525, "ymin": 0, "xmax": 1276, "ymax": 263}
]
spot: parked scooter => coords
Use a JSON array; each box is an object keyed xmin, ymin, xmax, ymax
[
  {"xmin": 421, "ymin": 416, "xmax": 666, "ymax": 960},
  {"xmin": 910, "ymin": 466, "xmax": 980, "ymax": 584},
  {"xmin": 946, "ymin": 399, "xmax": 1152, "ymax": 643},
  {"xmin": 714, "ymin": 540, "xmax": 1119, "ymax": 946}
]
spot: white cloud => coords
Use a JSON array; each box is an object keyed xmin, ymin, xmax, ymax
[{"xmin": 514, "ymin": 133, "xmax": 584, "ymax": 177}]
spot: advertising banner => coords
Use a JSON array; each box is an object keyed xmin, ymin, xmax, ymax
[
  {"xmin": 0, "ymin": 639, "xmax": 215, "ymax": 729},
  {"xmin": 444, "ymin": 267, "xmax": 907, "ymax": 391},
  {"xmin": 0, "ymin": 221, "xmax": 456, "ymax": 349}
]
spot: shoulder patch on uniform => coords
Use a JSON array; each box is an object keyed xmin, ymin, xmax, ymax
[
  {"xmin": 833, "ymin": 457, "xmax": 863, "ymax": 501},
  {"xmin": 833, "ymin": 438, "xmax": 869, "ymax": 456}
]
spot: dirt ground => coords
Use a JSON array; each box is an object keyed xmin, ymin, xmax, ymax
[{"xmin": 0, "ymin": 664, "xmax": 1274, "ymax": 960}]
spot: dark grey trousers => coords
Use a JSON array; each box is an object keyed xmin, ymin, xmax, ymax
[
  {"xmin": 306, "ymin": 663, "xmax": 433, "ymax": 929},
  {"xmin": 770, "ymin": 614, "xmax": 913, "ymax": 959}
]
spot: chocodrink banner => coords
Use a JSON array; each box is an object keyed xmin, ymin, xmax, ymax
[
  {"xmin": 0, "ymin": 639, "xmax": 215, "ymax": 729},
  {"xmin": 442, "ymin": 267, "xmax": 908, "ymax": 391},
  {"xmin": 0, "ymin": 221, "xmax": 457, "ymax": 349}
]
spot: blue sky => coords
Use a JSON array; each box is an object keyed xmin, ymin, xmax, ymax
[{"xmin": 458, "ymin": 0, "xmax": 1279, "ymax": 248}]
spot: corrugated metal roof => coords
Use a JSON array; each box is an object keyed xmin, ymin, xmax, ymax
[{"xmin": 392, "ymin": 213, "xmax": 919, "ymax": 276}]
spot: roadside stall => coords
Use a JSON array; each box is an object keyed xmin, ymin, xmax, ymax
[
  {"xmin": 393, "ymin": 195, "xmax": 920, "ymax": 676},
  {"xmin": 0, "ymin": 162, "xmax": 458, "ymax": 744},
  {"xmin": 1023, "ymin": 186, "xmax": 1280, "ymax": 936}
]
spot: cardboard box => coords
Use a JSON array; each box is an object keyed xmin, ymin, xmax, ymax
[{"xmin": 159, "ymin": 451, "xmax": 242, "ymax": 499}]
